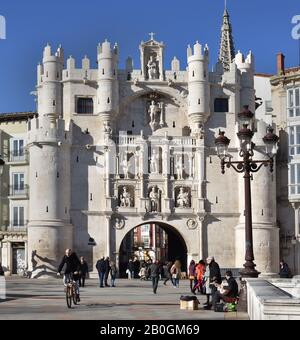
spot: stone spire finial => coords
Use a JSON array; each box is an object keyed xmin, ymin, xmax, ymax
[{"xmin": 218, "ymin": 6, "xmax": 235, "ymax": 72}]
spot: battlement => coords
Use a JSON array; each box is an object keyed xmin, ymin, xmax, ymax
[
  {"xmin": 187, "ymin": 41, "xmax": 209, "ymax": 62},
  {"xmin": 62, "ymin": 56, "xmax": 98, "ymax": 82},
  {"xmin": 28, "ymin": 116, "xmax": 66, "ymax": 144},
  {"xmin": 42, "ymin": 43, "xmax": 64, "ymax": 64},
  {"xmin": 97, "ymin": 39, "xmax": 119, "ymax": 60},
  {"xmin": 235, "ymin": 50, "xmax": 254, "ymax": 71}
]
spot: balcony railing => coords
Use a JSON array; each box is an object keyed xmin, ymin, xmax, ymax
[
  {"xmin": 113, "ymin": 135, "xmax": 197, "ymax": 146},
  {"xmin": 1, "ymin": 221, "xmax": 28, "ymax": 233},
  {"xmin": 9, "ymin": 151, "xmax": 28, "ymax": 163},
  {"xmin": 9, "ymin": 185, "xmax": 29, "ymax": 197}
]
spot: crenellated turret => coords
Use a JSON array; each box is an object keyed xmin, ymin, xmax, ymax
[
  {"xmin": 27, "ymin": 43, "xmax": 73, "ymax": 278},
  {"xmin": 187, "ymin": 41, "xmax": 210, "ymax": 133},
  {"xmin": 37, "ymin": 44, "xmax": 64, "ymax": 125},
  {"xmin": 235, "ymin": 50, "xmax": 255, "ymax": 112},
  {"xmin": 97, "ymin": 39, "xmax": 119, "ymax": 126}
]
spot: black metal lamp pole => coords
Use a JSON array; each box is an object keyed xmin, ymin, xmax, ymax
[
  {"xmin": 0, "ymin": 155, "xmax": 5, "ymax": 176},
  {"xmin": 215, "ymin": 106, "xmax": 279, "ymax": 278}
]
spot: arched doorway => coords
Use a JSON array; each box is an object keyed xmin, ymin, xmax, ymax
[{"xmin": 118, "ymin": 222, "xmax": 188, "ymax": 278}]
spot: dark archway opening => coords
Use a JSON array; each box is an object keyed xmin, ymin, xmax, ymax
[{"xmin": 118, "ymin": 222, "xmax": 187, "ymax": 278}]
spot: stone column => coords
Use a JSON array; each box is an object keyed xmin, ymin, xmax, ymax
[
  {"xmin": 293, "ymin": 203, "xmax": 300, "ymax": 237},
  {"xmin": 25, "ymin": 241, "xmax": 28, "ymax": 272},
  {"xmin": 106, "ymin": 216, "xmax": 111, "ymax": 257},
  {"xmin": 116, "ymin": 155, "xmax": 120, "ymax": 178},
  {"xmin": 198, "ymin": 217, "xmax": 205, "ymax": 260},
  {"xmin": 7, "ymin": 241, "xmax": 12, "ymax": 275},
  {"xmin": 105, "ymin": 147, "xmax": 110, "ymax": 197}
]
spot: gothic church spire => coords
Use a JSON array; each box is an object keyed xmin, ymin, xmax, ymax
[{"xmin": 218, "ymin": 7, "xmax": 235, "ymax": 72}]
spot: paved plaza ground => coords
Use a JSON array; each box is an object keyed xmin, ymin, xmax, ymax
[{"xmin": 0, "ymin": 277, "xmax": 248, "ymax": 320}]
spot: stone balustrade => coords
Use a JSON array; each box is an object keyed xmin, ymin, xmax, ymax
[{"xmin": 246, "ymin": 278, "xmax": 300, "ymax": 320}]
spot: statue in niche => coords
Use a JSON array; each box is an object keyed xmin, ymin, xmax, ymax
[
  {"xmin": 150, "ymin": 149, "xmax": 159, "ymax": 174},
  {"xmin": 148, "ymin": 100, "xmax": 164, "ymax": 131},
  {"xmin": 149, "ymin": 100, "xmax": 158, "ymax": 125},
  {"xmin": 176, "ymin": 187, "xmax": 190, "ymax": 208},
  {"xmin": 120, "ymin": 186, "xmax": 133, "ymax": 208},
  {"xmin": 147, "ymin": 55, "xmax": 158, "ymax": 80},
  {"xmin": 175, "ymin": 155, "xmax": 184, "ymax": 179},
  {"xmin": 121, "ymin": 156, "xmax": 129, "ymax": 178},
  {"xmin": 103, "ymin": 121, "xmax": 112, "ymax": 135},
  {"xmin": 149, "ymin": 186, "xmax": 160, "ymax": 212}
]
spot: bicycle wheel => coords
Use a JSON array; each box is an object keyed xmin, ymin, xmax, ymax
[{"xmin": 66, "ymin": 285, "xmax": 72, "ymax": 308}]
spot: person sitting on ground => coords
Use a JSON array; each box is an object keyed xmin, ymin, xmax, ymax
[
  {"xmin": 212, "ymin": 270, "xmax": 239, "ymax": 308},
  {"xmin": 279, "ymin": 260, "xmax": 291, "ymax": 278}
]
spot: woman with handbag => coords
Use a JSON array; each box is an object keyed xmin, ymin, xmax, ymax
[{"xmin": 171, "ymin": 260, "xmax": 181, "ymax": 288}]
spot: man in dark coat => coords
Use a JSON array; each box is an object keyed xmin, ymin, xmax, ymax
[
  {"xmin": 206, "ymin": 256, "xmax": 221, "ymax": 308},
  {"xmin": 57, "ymin": 249, "xmax": 81, "ymax": 300},
  {"xmin": 148, "ymin": 260, "xmax": 160, "ymax": 294},
  {"xmin": 104, "ymin": 257, "xmax": 111, "ymax": 287},
  {"xmin": 79, "ymin": 256, "xmax": 89, "ymax": 287},
  {"xmin": 96, "ymin": 257, "xmax": 106, "ymax": 287},
  {"xmin": 208, "ymin": 256, "xmax": 221, "ymax": 284}
]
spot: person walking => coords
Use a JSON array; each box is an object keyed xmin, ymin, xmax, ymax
[
  {"xmin": 171, "ymin": 259, "xmax": 181, "ymax": 288},
  {"xmin": 127, "ymin": 259, "xmax": 135, "ymax": 279},
  {"xmin": 148, "ymin": 260, "xmax": 160, "ymax": 294},
  {"xmin": 163, "ymin": 261, "xmax": 173, "ymax": 285},
  {"xmin": 110, "ymin": 260, "xmax": 117, "ymax": 287},
  {"xmin": 79, "ymin": 256, "xmax": 88, "ymax": 287},
  {"xmin": 96, "ymin": 257, "xmax": 106, "ymax": 288},
  {"xmin": 188, "ymin": 260, "xmax": 196, "ymax": 293},
  {"xmin": 104, "ymin": 257, "xmax": 111, "ymax": 287},
  {"xmin": 192, "ymin": 260, "xmax": 206, "ymax": 294}
]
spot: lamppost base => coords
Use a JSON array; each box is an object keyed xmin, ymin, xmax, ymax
[{"xmin": 239, "ymin": 268, "xmax": 260, "ymax": 278}]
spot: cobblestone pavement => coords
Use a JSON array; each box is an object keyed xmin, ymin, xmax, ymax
[{"xmin": 0, "ymin": 277, "xmax": 248, "ymax": 320}]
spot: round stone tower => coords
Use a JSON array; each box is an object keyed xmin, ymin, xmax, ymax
[
  {"xmin": 97, "ymin": 39, "xmax": 119, "ymax": 130},
  {"xmin": 187, "ymin": 41, "xmax": 210, "ymax": 134},
  {"xmin": 27, "ymin": 44, "xmax": 73, "ymax": 277}
]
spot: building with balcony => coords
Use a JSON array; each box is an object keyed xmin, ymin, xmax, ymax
[
  {"xmin": 0, "ymin": 9, "xmax": 281, "ymax": 278},
  {"xmin": 0, "ymin": 112, "xmax": 35, "ymax": 275},
  {"xmin": 271, "ymin": 53, "xmax": 300, "ymax": 275}
]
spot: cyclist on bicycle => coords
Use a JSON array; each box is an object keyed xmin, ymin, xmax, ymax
[{"xmin": 57, "ymin": 249, "xmax": 81, "ymax": 301}]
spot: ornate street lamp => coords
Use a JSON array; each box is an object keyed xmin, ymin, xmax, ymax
[{"xmin": 215, "ymin": 109, "xmax": 279, "ymax": 278}]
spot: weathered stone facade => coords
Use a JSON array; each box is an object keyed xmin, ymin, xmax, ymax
[{"xmin": 0, "ymin": 11, "xmax": 281, "ymax": 278}]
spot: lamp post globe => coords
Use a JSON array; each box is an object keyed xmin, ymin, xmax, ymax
[
  {"xmin": 238, "ymin": 105, "xmax": 254, "ymax": 127},
  {"xmin": 237, "ymin": 124, "xmax": 254, "ymax": 153},
  {"xmin": 215, "ymin": 130, "xmax": 230, "ymax": 160},
  {"xmin": 263, "ymin": 125, "xmax": 279, "ymax": 158}
]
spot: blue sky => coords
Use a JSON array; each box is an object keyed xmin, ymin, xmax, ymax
[{"xmin": 0, "ymin": 0, "xmax": 299, "ymax": 112}]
